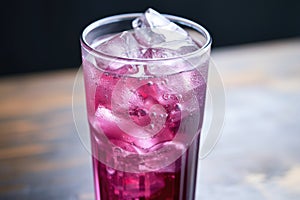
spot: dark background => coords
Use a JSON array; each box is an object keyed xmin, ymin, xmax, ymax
[{"xmin": 1, "ymin": 0, "xmax": 299, "ymax": 76}]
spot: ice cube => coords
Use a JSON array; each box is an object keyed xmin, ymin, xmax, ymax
[
  {"xmin": 132, "ymin": 8, "xmax": 199, "ymax": 54},
  {"xmin": 95, "ymin": 31, "xmax": 141, "ymax": 70},
  {"xmin": 132, "ymin": 8, "xmax": 187, "ymax": 37},
  {"xmin": 97, "ymin": 31, "xmax": 140, "ymax": 58},
  {"xmin": 96, "ymin": 8, "xmax": 199, "ymax": 64}
]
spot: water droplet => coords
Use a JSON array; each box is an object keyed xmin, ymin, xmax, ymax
[
  {"xmin": 160, "ymin": 113, "xmax": 168, "ymax": 118},
  {"xmin": 150, "ymin": 124, "xmax": 155, "ymax": 129},
  {"xmin": 147, "ymin": 81, "xmax": 153, "ymax": 86},
  {"xmin": 114, "ymin": 147, "xmax": 122, "ymax": 154},
  {"xmin": 106, "ymin": 167, "xmax": 115, "ymax": 174},
  {"xmin": 161, "ymin": 79, "xmax": 168, "ymax": 85},
  {"xmin": 162, "ymin": 93, "xmax": 170, "ymax": 100},
  {"xmin": 174, "ymin": 103, "xmax": 181, "ymax": 110},
  {"xmin": 151, "ymin": 112, "xmax": 157, "ymax": 117},
  {"xmin": 178, "ymin": 94, "xmax": 183, "ymax": 99}
]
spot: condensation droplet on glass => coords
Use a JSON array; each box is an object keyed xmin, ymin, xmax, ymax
[
  {"xmin": 161, "ymin": 79, "xmax": 168, "ymax": 85},
  {"xmin": 150, "ymin": 124, "xmax": 155, "ymax": 129},
  {"xmin": 106, "ymin": 167, "xmax": 115, "ymax": 175},
  {"xmin": 114, "ymin": 147, "xmax": 122, "ymax": 154},
  {"xmin": 174, "ymin": 103, "xmax": 181, "ymax": 110},
  {"xmin": 162, "ymin": 93, "xmax": 170, "ymax": 100},
  {"xmin": 151, "ymin": 112, "xmax": 157, "ymax": 117},
  {"xmin": 160, "ymin": 113, "xmax": 167, "ymax": 118}
]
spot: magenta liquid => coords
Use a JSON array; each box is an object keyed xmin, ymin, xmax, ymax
[
  {"xmin": 92, "ymin": 134, "xmax": 200, "ymax": 200},
  {"xmin": 83, "ymin": 52, "xmax": 208, "ymax": 200}
]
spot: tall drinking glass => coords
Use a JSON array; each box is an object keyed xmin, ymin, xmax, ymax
[{"xmin": 80, "ymin": 13, "xmax": 211, "ymax": 200}]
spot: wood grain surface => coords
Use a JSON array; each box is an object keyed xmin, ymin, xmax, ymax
[
  {"xmin": 196, "ymin": 38, "xmax": 300, "ymax": 200},
  {"xmin": 0, "ymin": 70, "xmax": 94, "ymax": 200},
  {"xmin": 0, "ymin": 38, "xmax": 299, "ymax": 200}
]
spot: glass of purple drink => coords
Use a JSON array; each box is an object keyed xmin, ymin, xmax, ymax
[{"xmin": 80, "ymin": 9, "xmax": 211, "ymax": 200}]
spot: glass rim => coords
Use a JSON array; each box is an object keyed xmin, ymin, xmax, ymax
[{"xmin": 81, "ymin": 13, "xmax": 212, "ymax": 64}]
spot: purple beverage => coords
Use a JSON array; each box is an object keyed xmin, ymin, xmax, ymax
[{"xmin": 81, "ymin": 9, "xmax": 211, "ymax": 200}]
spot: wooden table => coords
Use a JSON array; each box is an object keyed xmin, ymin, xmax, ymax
[
  {"xmin": 197, "ymin": 38, "xmax": 300, "ymax": 200},
  {"xmin": 1, "ymin": 38, "xmax": 300, "ymax": 200},
  {"xmin": 0, "ymin": 71, "xmax": 94, "ymax": 200}
]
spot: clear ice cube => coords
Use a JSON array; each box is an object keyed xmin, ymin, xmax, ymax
[
  {"xmin": 95, "ymin": 8, "xmax": 200, "ymax": 73},
  {"xmin": 96, "ymin": 31, "xmax": 140, "ymax": 58},
  {"xmin": 132, "ymin": 8, "xmax": 199, "ymax": 54},
  {"xmin": 132, "ymin": 8, "xmax": 187, "ymax": 38},
  {"xmin": 95, "ymin": 31, "xmax": 141, "ymax": 70}
]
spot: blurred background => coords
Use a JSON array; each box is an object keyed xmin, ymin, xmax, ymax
[{"xmin": 1, "ymin": 0, "xmax": 299, "ymax": 76}]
